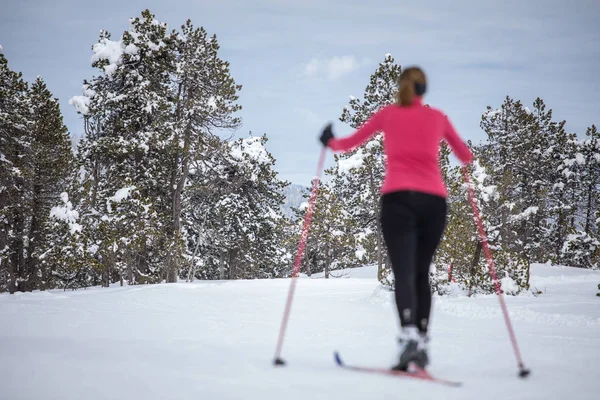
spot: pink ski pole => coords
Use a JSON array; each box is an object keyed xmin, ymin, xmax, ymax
[
  {"xmin": 274, "ymin": 148, "xmax": 327, "ymax": 366},
  {"xmin": 463, "ymin": 166, "xmax": 530, "ymax": 378}
]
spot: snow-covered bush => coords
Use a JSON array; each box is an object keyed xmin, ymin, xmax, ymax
[{"xmin": 561, "ymin": 232, "xmax": 600, "ymax": 270}]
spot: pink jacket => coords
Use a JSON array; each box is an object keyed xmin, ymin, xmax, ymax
[{"xmin": 328, "ymin": 97, "xmax": 474, "ymax": 198}]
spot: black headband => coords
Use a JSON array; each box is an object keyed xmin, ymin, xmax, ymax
[{"xmin": 414, "ymin": 82, "xmax": 426, "ymax": 96}]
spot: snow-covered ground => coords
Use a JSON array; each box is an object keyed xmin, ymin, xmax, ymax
[{"xmin": 1, "ymin": 264, "xmax": 599, "ymax": 399}]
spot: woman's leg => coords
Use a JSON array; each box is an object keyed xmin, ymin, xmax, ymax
[
  {"xmin": 380, "ymin": 196, "xmax": 419, "ymax": 328},
  {"xmin": 415, "ymin": 196, "xmax": 447, "ymax": 334}
]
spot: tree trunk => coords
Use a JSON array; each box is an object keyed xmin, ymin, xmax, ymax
[
  {"xmin": 585, "ymin": 182, "xmax": 594, "ymax": 234},
  {"xmin": 127, "ymin": 252, "xmax": 134, "ymax": 285},
  {"xmin": 469, "ymin": 241, "xmax": 483, "ymax": 296},
  {"xmin": 218, "ymin": 209, "xmax": 226, "ymax": 280},
  {"xmin": 23, "ymin": 213, "xmax": 40, "ymax": 292},
  {"xmin": 9, "ymin": 209, "xmax": 25, "ymax": 294},
  {"xmin": 0, "ymin": 191, "xmax": 7, "ymax": 291},
  {"xmin": 91, "ymin": 158, "xmax": 99, "ymax": 207},
  {"xmin": 219, "ymin": 249, "xmax": 226, "ymax": 280},
  {"xmin": 167, "ymin": 119, "xmax": 193, "ymax": 283},
  {"xmin": 555, "ymin": 208, "xmax": 565, "ymax": 262},
  {"xmin": 102, "ymin": 248, "xmax": 114, "ymax": 288},
  {"xmin": 24, "ymin": 186, "xmax": 43, "ymax": 291},
  {"xmin": 367, "ymin": 161, "xmax": 384, "ymax": 277},
  {"xmin": 187, "ymin": 234, "xmax": 202, "ymax": 282},
  {"xmin": 324, "ymin": 245, "xmax": 330, "ymax": 279}
]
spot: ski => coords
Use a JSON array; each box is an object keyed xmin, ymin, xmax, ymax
[{"xmin": 333, "ymin": 351, "xmax": 462, "ymax": 387}]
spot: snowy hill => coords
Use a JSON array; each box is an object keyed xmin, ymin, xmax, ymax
[
  {"xmin": 1, "ymin": 264, "xmax": 599, "ymax": 399},
  {"xmin": 280, "ymin": 183, "xmax": 306, "ymax": 218}
]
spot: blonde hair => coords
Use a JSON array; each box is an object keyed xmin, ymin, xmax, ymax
[{"xmin": 397, "ymin": 67, "xmax": 427, "ymax": 107}]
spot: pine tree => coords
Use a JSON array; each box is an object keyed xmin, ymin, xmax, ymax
[
  {"xmin": 184, "ymin": 134, "xmax": 289, "ymax": 280},
  {"xmin": 435, "ymin": 160, "xmax": 480, "ymax": 293},
  {"xmin": 0, "ymin": 53, "xmax": 30, "ymax": 293},
  {"xmin": 560, "ymin": 125, "xmax": 600, "ymax": 269},
  {"xmin": 68, "ymin": 10, "xmax": 243, "ymax": 285},
  {"xmin": 21, "ymin": 77, "xmax": 75, "ymax": 291},
  {"xmin": 70, "ymin": 11, "xmax": 177, "ymax": 286},
  {"xmin": 294, "ymin": 182, "xmax": 360, "ymax": 278},
  {"xmin": 478, "ymin": 98, "xmax": 540, "ymax": 266},
  {"xmin": 579, "ymin": 125, "xmax": 600, "ymax": 237},
  {"xmin": 545, "ymin": 121, "xmax": 579, "ymax": 264},
  {"xmin": 329, "ymin": 54, "xmax": 401, "ymax": 283},
  {"xmin": 44, "ymin": 192, "xmax": 98, "ymax": 289},
  {"xmin": 165, "ymin": 18, "xmax": 242, "ymax": 282},
  {"xmin": 0, "ymin": 57, "xmax": 74, "ymax": 293}
]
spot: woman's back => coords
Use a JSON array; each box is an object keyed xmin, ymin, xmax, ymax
[{"xmin": 328, "ymin": 97, "xmax": 473, "ymax": 198}]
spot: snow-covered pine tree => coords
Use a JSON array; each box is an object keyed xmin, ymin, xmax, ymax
[
  {"xmin": 0, "ymin": 53, "xmax": 30, "ymax": 293},
  {"xmin": 434, "ymin": 152, "xmax": 480, "ymax": 293},
  {"xmin": 544, "ymin": 117, "xmax": 579, "ymax": 264},
  {"xmin": 328, "ymin": 54, "xmax": 401, "ymax": 283},
  {"xmin": 478, "ymin": 98, "xmax": 541, "ymax": 263},
  {"xmin": 469, "ymin": 160, "xmax": 529, "ymax": 294},
  {"xmin": 0, "ymin": 55, "xmax": 74, "ymax": 293},
  {"xmin": 44, "ymin": 192, "xmax": 98, "ymax": 289},
  {"xmin": 20, "ymin": 77, "xmax": 75, "ymax": 291},
  {"xmin": 70, "ymin": 11, "xmax": 177, "ymax": 286},
  {"xmin": 165, "ymin": 18, "xmax": 242, "ymax": 282},
  {"xmin": 561, "ymin": 125, "xmax": 600, "ymax": 269},
  {"xmin": 69, "ymin": 10, "xmax": 243, "ymax": 285},
  {"xmin": 579, "ymin": 125, "xmax": 600, "ymax": 240},
  {"xmin": 293, "ymin": 181, "xmax": 360, "ymax": 278},
  {"xmin": 184, "ymin": 134, "xmax": 289, "ymax": 280}
]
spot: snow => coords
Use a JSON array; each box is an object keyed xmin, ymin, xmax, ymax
[
  {"xmin": 50, "ymin": 193, "xmax": 82, "ymax": 234},
  {"xmin": 1, "ymin": 264, "xmax": 599, "ymax": 399},
  {"xmin": 485, "ymin": 108, "xmax": 502, "ymax": 118},
  {"xmin": 109, "ymin": 186, "xmax": 134, "ymax": 203},
  {"xmin": 69, "ymin": 95, "xmax": 90, "ymax": 115},
  {"xmin": 230, "ymin": 136, "xmax": 270, "ymax": 165},
  {"xmin": 124, "ymin": 43, "xmax": 139, "ymax": 55},
  {"xmin": 107, "ymin": 186, "xmax": 135, "ymax": 212},
  {"xmin": 207, "ymin": 96, "xmax": 217, "ymax": 110},
  {"xmin": 512, "ymin": 206, "xmax": 539, "ymax": 222},
  {"xmin": 575, "ymin": 153, "xmax": 585, "ymax": 164},
  {"xmin": 355, "ymin": 248, "xmax": 366, "ymax": 260},
  {"xmin": 91, "ymin": 37, "xmax": 123, "ymax": 76},
  {"xmin": 338, "ymin": 149, "xmax": 365, "ymax": 173}
]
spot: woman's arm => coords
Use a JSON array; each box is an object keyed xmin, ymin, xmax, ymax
[
  {"xmin": 443, "ymin": 116, "xmax": 474, "ymax": 165},
  {"xmin": 328, "ymin": 107, "xmax": 386, "ymax": 153}
]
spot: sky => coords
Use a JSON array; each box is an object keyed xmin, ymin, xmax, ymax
[{"xmin": 1, "ymin": 0, "xmax": 599, "ymax": 186}]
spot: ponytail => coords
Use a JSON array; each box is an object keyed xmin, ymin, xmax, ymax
[
  {"xmin": 398, "ymin": 82, "xmax": 415, "ymax": 107},
  {"xmin": 396, "ymin": 66, "xmax": 427, "ymax": 107}
]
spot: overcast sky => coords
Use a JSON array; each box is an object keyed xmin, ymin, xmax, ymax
[{"xmin": 2, "ymin": 0, "xmax": 599, "ymax": 185}]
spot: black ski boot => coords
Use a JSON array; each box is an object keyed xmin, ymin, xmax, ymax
[
  {"xmin": 416, "ymin": 332, "xmax": 429, "ymax": 369},
  {"xmin": 392, "ymin": 327, "xmax": 426, "ymax": 371}
]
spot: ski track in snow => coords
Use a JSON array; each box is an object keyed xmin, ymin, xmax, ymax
[{"xmin": 1, "ymin": 264, "xmax": 599, "ymax": 400}]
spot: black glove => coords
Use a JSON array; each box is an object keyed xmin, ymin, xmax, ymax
[{"xmin": 319, "ymin": 123, "xmax": 334, "ymax": 147}]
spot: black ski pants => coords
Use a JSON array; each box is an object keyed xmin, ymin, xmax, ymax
[{"xmin": 380, "ymin": 191, "xmax": 447, "ymax": 334}]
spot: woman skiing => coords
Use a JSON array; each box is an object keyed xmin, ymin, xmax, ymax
[{"xmin": 319, "ymin": 66, "xmax": 474, "ymax": 371}]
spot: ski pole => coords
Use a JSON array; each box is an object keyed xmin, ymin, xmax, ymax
[
  {"xmin": 462, "ymin": 166, "xmax": 531, "ymax": 378},
  {"xmin": 273, "ymin": 148, "xmax": 327, "ymax": 366}
]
